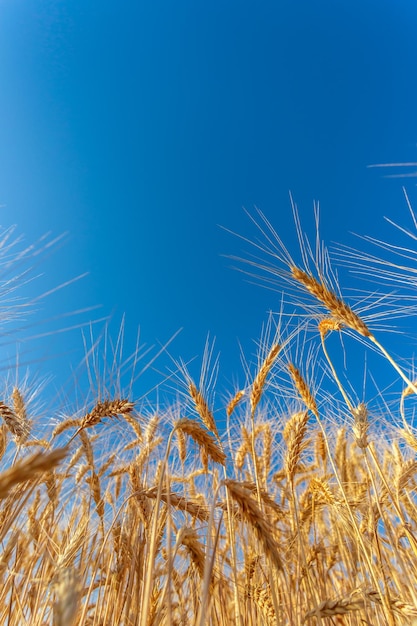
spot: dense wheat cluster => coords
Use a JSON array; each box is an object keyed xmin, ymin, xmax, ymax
[{"xmin": 2, "ymin": 206, "xmax": 417, "ymax": 626}]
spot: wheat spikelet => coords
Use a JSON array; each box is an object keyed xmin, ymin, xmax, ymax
[
  {"xmin": 144, "ymin": 487, "xmax": 209, "ymax": 521},
  {"xmin": 86, "ymin": 471, "xmax": 104, "ymax": 518},
  {"xmin": 318, "ymin": 317, "xmax": 344, "ymax": 337},
  {"xmin": 145, "ymin": 414, "xmax": 160, "ymax": 445},
  {"xmin": 176, "ymin": 428, "xmax": 187, "ymax": 464},
  {"xmin": 287, "ymin": 363, "xmax": 318, "ymax": 417},
  {"xmin": 248, "ymin": 584, "xmax": 276, "ymax": 625},
  {"xmin": 315, "ymin": 429, "xmax": 327, "ymax": 465},
  {"xmin": 12, "ymin": 387, "xmax": 32, "ymax": 443},
  {"xmin": 250, "ymin": 343, "xmax": 280, "ymax": 417},
  {"xmin": 57, "ymin": 520, "xmax": 89, "ymax": 569},
  {"xmin": 53, "ymin": 419, "xmax": 82, "ymax": 438},
  {"xmin": 227, "ymin": 389, "xmax": 245, "ymax": 417},
  {"xmin": 223, "ymin": 479, "xmax": 282, "ymax": 570},
  {"xmin": 244, "ymin": 552, "xmax": 260, "ymax": 582},
  {"xmin": 365, "ymin": 590, "xmax": 417, "ymax": 620},
  {"xmin": 238, "ymin": 480, "xmax": 285, "ymax": 519},
  {"xmin": 284, "ymin": 411, "xmax": 310, "ymax": 481},
  {"xmin": 309, "ymin": 477, "xmax": 337, "ymax": 505},
  {"xmin": 175, "ymin": 418, "xmax": 226, "ymax": 466},
  {"xmin": 23, "ymin": 439, "xmax": 50, "ymax": 449},
  {"xmin": 79, "ymin": 430, "xmax": 95, "ymax": 469},
  {"xmin": 401, "ymin": 428, "xmax": 417, "ymax": 453},
  {"xmin": 396, "ymin": 459, "xmax": 417, "ymax": 492},
  {"xmin": 352, "ymin": 403, "xmax": 369, "ymax": 449},
  {"xmin": 177, "ymin": 527, "xmax": 205, "ymax": 578},
  {"xmin": 122, "ymin": 411, "xmax": 142, "ymax": 441},
  {"xmin": 189, "ymin": 381, "xmax": 219, "ymax": 438},
  {"xmin": 80, "ymin": 398, "xmax": 135, "ymax": 430},
  {"xmin": 0, "ymin": 400, "xmax": 28, "ymax": 440},
  {"xmin": 291, "ymin": 266, "xmax": 371, "ymax": 337},
  {"xmin": 303, "ymin": 594, "xmax": 364, "ymax": 620}
]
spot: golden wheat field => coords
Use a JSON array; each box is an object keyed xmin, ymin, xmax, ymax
[{"xmin": 2, "ymin": 204, "xmax": 417, "ymax": 626}]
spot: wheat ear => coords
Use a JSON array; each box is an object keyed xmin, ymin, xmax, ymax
[
  {"xmin": 175, "ymin": 418, "xmax": 226, "ymax": 466},
  {"xmin": 291, "ymin": 266, "xmax": 371, "ymax": 336},
  {"xmin": 250, "ymin": 343, "xmax": 280, "ymax": 418},
  {"xmin": 293, "ymin": 267, "xmax": 417, "ymax": 410},
  {"xmin": 223, "ymin": 479, "xmax": 282, "ymax": 571}
]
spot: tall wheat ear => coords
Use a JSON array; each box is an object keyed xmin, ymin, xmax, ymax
[{"xmin": 234, "ymin": 202, "xmax": 417, "ymax": 408}]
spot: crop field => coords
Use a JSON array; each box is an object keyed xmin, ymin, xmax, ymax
[{"xmin": 1, "ymin": 207, "xmax": 417, "ymax": 625}]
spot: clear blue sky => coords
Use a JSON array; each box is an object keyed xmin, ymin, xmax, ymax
[{"xmin": 1, "ymin": 1, "xmax": 417, "ymax": 412}]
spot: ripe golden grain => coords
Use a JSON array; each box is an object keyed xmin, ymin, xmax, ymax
[
  {"xmin": 175, "ymin": 418, "xmax": 226, "ymax": 466},
  {"xmin": 291, "ymin": 266, "xmax": 371, "ymax": 337},
  {"xmin": 226, "ymin": 389, "xmax": 245, "ymax": 417},
  {"xmin": 80, "ymin": 398, "xmax": 135, "ymax": 430},
  {"xmin": 303, "ymin": 594, "xmax": 364, "ymax": 620},
  {"xmin": 188, "ymin": 381, "xmax": 219, "ymax": 438},
  {"xmin": 287, "ymin": 363, "xmax": 318, "ymax": 417},
  {"xmin": 284, "ymin": 411, "xmax": 309, "ymax": 482},
  {"xmin": 223, "ymin": 479, "xmax": 283, "ymax": 571},
  {"xmin": 250, "ymin": 344, "xmax": 280, "ymax": 417},
  {"xmin": 0, "ymin": 401, "xmax": 28, "ymax": 441}
]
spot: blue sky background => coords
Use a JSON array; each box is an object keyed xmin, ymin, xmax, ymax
[{"xmin": 1, "ymin": 1, "xmax": 417, "ymax": 417}]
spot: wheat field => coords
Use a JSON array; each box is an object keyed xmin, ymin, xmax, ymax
[{"xmin": 1, "ymin": 207, "xmax": 417, "ymax": 625}]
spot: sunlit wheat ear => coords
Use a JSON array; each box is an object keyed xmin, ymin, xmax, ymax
[
  {"xmin": 351, "ymin": 403, "xmax": 369, "ymax": 449},
  {"xmin": 176, "ymin": 527, "xmax": 205, "ymax": 579},
  {"xmin": 287, "ymin": 363, "xmax": 318, "ymax": 417},
  {"xmin": 12, "ymin": 387, "xmax": 31, "ymax": 443},
  {"xmin": 188, "ymin": 381, "xmax": 219, "ymax": 438},
  {"xmin": 250, "ymin": 343, "xmax": 280, "ymax": 418},
  {"xmin": 318, "ymin": 317, "xmax": 344, "ymax": 337},
  {"xmin": 0, "ymin": 401, "xmax": 28, "ymax": 441},
  {"xmin": 175, "ymin": 418, "xmax": 226, "ymax": 466},
  {"xmin": 86, "ymin": 471, "xmax": 104, "ymax": 519},
  {"xmin": 144, "ymin": 487, "xmax": 209, "ymax": 521},
  {"xmin": 284, "ymin": 411, "xmax": 309, "ymax": 482},
  {"xmin": 247, "ymin": 585, "xmax": 276, "ymax": 625},
  {"xmin": 309, "ymin": 477, "xmax": 337, "ymax": 506},
  {"xmin": 315, "ymin": 429, "xmax": 327, "ymax": 465},
  {"xmin": 296, "ymin": 269, "xmax": 417, "ymax": 400},
  {"xmin": 53, "ymin": 398, "xmax": 135, "ymax": 442},
  {"xmin": 80, "ymin": 398, "xmax": 135, "ymax": 429},
  {"xmin": 365, "ymin": 590, "xmax": 417, "ymax": 621},
  {"xmin": 223, "ymin": 479, "xmax": 283, "ymax": 571},
  {"xmin": 400, "ymin": 428, "xmax": 417, "ymax": 453},
  {"xmin": 226, "ymin": 389, "xmax": 245, "ymax": 417},
  {"xmin": 176, "ymin": 428, "xmax": 186, "ymax": 464},
  {"xmin": 291, "ymin": 266, "xmax": 372, "ymax": 337},
  {"xmin": 303, "ymin": 594, "xmax": 364, "ymax": 621}
]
